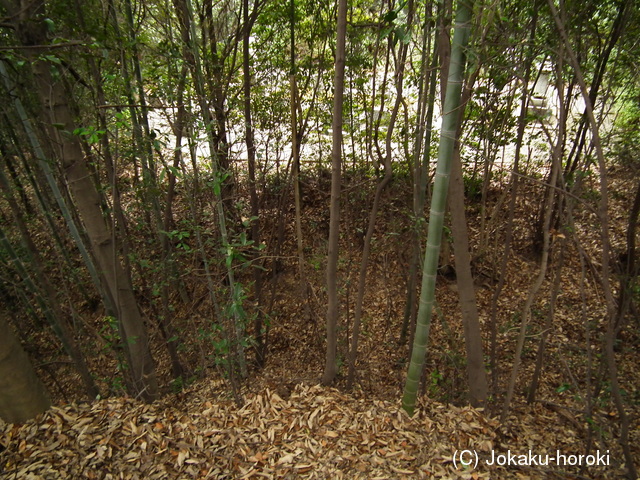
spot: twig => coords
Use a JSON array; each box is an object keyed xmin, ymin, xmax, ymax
[{"xmin": 0, "ymin": 41, "xmax": 85, "ymax": 50}]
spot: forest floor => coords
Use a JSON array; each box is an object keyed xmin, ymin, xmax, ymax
[{"xmin": 1, "ymin": 162, "xmax": 639, "ymax": 479}]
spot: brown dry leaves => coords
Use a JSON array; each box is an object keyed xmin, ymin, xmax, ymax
[
  {"xmin": 3, "ymin": 382, "xmax": 631, "ymax": 479},
  {"xmin": 0, "ymin": 383, "xmax": 505, "ymax": 479}
]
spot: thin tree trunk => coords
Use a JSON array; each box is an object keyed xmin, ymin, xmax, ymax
[
  {"xmin": 242, "ymin": 0, "xmax": 265, "ymax": 366},
  {"xmin": 322, "ymin": 0, "xmax": 348, "ymax": 386},
  {"xmin": 363, "ymin": 0, "xmax": 386, "ymax": 171},
  {"xmin": 500, "ymin": 55, "xmax": 565, "ymax": 423},
  {"xmin": 290, "ymin": 0, "xmax": 305, "ymax": 281},
  {"xmin": 346, "ymin": 0, "xmax": 414, "ymax": 388},
  {"xmin": 401, "ymin": 11, "xmax": 439, "ymax": 345},
  {"xmin": 563, "ymin": 0, "xmax": 630, "ymax": 177},
  {"xmin": 159, "ymin": 66, "xmax": 189, "ymax": 380},
  {"xmin": 487, "ymin": 12, "xmax": 537, "ymax": 400},
  {"xmin": 616, "ymin": 181, "xmax": 640, "ymax": 329},
  {"xmin": 548, "ymin": 2, "xmax": 636, "ymax": 476},
  {"xmin": 202, "ymin": 0, "xmax": 238, "ymax": 208},
  {"xmin": 291, "ymin": 74, "xmax": 306, "ymax": 280},
  {"xmin": 448, "ymin": 146, "xmax": 489, "ymax": 407},
  {"xmin": 527, "ymin": 239, "xmax": 566, "ymax": 403}
]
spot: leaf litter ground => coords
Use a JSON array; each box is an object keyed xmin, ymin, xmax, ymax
[{"xmin": 3, "ymin": 381, "xmax": 625, "ymax": 479}]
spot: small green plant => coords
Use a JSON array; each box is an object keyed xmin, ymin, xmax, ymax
[
  {"xmin": 310, "ymin": 255, "xmax": 323, "ymax": 271},
  {"xmin": 108, "ymin": 375, "xmax": 126, "ymax": 395},
  {"xmin": 206, "ymin": 170, "xmax": 231, "ymax": 197},
  {"xmin": 73, "ymin": 126, "xmax": 105, "ymax": 145},
  {"xmin": 170, "ymin": 376, "xmax": 185, "ymax": 393},
  {"xmin": 98, "ymin": 316, "xmax": 130, "ymax": 394},
  {"xmin": 163, "ymin": 229, "xmax": 192, "ymax": 251},
  {"xmin": 170, "ymin": 375, "xmax": 197, "ymax": 394},
  {"xmin": 336, "ymin": 353, "xmax": 344, "ymax": 375},
  {"xmin": 429, "ymin": 369, "xmax": 443, "ymax": 398},
  {"xmin": 99, "ymin": 316, "xmax": 120, "ymax": 350}
]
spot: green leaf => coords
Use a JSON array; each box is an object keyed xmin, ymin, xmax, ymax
[
  {"xmin": 383, "ymin": 10, "xmax": 398, "ymax": 23},
  {"xmin": 43, "ymin": 18, "xmax": 56, "ymax": 32},
  {"xmin": 167, "ymin": 165, "xmax": 182, "ymax": 178},
  {"xmin": 44, "ymin": 54, "xmax": 62, "ymax": 65},
  {"xmin": 212, "ymin": 178, "xmax": 222, "ymax": 196},
  {"xmin": 395, "ymin": 26, "xmax": 411, "ymax": 44},
  {"xmin": 380, "ymin": 25, "xmax": 394, "ymax": 38}
]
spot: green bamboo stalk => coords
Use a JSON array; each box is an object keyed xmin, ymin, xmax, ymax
[{"xmin": 402, "ymin": 0, "xmax": 474, "ymax": 416}]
